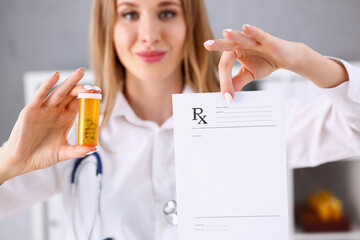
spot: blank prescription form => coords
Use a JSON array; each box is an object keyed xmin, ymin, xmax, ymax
[{"xmin": 172, "ymin": 91, "xmax": 289, "ymax": 240}]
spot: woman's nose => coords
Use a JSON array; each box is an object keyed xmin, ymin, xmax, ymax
[{"xmin": 138, "ymin": 15, "xmax": 160, "ymax": 45}]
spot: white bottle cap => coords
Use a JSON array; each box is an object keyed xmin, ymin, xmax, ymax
[{"xmin": 78, "ymin": 93, "xmax": 102, "ymax": 99}]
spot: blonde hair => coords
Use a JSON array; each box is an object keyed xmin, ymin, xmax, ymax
[{"xmin": 90, "ymin": 0, "xmax": 220, "ymax": 132}]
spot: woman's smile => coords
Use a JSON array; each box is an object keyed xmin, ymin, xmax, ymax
[{"xmin": 136, "ymin": 50, "xmax": 167, "ymax": 63}]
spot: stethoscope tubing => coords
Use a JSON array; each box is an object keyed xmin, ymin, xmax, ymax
[
  {"xmin": 71, "ymin": 152, "xmax": 102, "ymax": 184},
  {"xmin": 70, "ymin": 151, "xmax": 177, "ymax": 240},
  {"xmin": 71, "ymin": 152, "xmax": 103, "ymax": 240}
]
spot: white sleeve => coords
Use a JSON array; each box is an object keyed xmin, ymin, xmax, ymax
[
  {"xmin": 286, "ymin": 58, "xmax": 360, "ymax": 168},
  {"xmin": 0, "ymin": 120, "xmax": 79, "ymax": 220},
  {"xmin": 0, "ymin": 166, "xmax": 59, "ymax": 219}
]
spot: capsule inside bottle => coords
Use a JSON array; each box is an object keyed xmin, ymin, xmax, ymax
[{"xmin": 78, "ymin": 93, "xmax": 102, "ymax": 147}]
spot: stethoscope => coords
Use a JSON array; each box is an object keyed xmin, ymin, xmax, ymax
[
  {"xmin": 71, "ymin": 152, "xmax": 103, "ymax": 240},
  {"xmin": 71, "ymin": 152, "xmax": 178, "ymax": 240},
  {"xmin": 163, "ymin": 199, "xmax": 178, "ymax": 225}
]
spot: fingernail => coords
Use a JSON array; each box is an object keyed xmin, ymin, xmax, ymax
[
  {"xmin": 93, "ymin": 86, "xmax": 101, "ymax": 91},
  {"xmin": 224, "ymin": 92, "xmax": 233, "ymax": 104},
  {"xmin": 84, "ymin": 85, "xmax": 95, "ymax": 90},
  {"xmin": 86, "ymin": 150, "xmax": 96, "ymax": 155},
  {"xmin": 223, "ymin": 28, "xmax": 233, "ymax": 33},
  {"xmin": 243, "ymin": 24, "xmax": 252, "ymax": 27},
  {"xmin": 204, "ymin": 40, "xmax": 215, "ymax": 46}
]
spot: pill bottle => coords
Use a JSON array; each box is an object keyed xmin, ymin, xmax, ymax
[{"xmin": 77, "ymin": 93, "xmax": 102, "ymax": 146}]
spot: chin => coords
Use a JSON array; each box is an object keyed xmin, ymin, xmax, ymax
[{"xmin": 133, "ymin": 68, "xmax": 174, "ymax": 82}]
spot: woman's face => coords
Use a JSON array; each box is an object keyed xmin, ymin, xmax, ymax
[{"xmin": 114, "ymin": 0, "xmax": 186, "ymax": 83}]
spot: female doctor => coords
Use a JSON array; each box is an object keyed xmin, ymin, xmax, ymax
[{"xmin": 1, "ymin": 0, "xmax": 360, "ymax": 239}]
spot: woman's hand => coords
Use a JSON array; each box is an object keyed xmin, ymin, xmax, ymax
[
  {"xmin": 0, "ymin": 68, "xmax": 99, "ymax": 183},
  {"xmin": 204, "ymin": 25, "xmax": 303, "ymax": 98},
  {"xmin": 204, "ymin": 25, "xmax": 348, "ymax": 99}
]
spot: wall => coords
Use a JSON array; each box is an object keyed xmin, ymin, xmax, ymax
[
  {"xmin": 205, "ymin": 0, "xmax": 360, "ymax": 60},
  {"xmin": 0, "ymin": 0, "xmax": 92, "ymax": 143},
  {"xmin": 1, "ymin": 0, "xmax": 360, "ymax": 239}
]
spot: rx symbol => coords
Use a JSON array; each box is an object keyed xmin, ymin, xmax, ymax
[{"xmin": 192, "ymin": 108, "xmax": 208, "ymax": 124}]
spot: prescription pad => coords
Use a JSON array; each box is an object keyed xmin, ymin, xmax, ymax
[{"xmin": 172, "ymin": 91, "xmax": 289, "ymax": 240}]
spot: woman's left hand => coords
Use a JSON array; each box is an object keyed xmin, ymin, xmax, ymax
[{"xmin": 204, "ymin": 25, "xmax": 303, "ymax": 99}]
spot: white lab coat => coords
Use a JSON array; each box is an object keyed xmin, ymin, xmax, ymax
[{"xmin": 1, "ymin": 58, "xmax": 360, "ymax": 240}]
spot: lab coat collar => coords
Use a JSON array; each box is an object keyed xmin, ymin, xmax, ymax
[{"xmin": 110, "ymin": 84, "xmax": 194, "ymax": 130}]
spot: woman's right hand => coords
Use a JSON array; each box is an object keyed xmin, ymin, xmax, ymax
[{"xmin": 0, "ymin": 68, "xmax": 99, "ymax": 183}]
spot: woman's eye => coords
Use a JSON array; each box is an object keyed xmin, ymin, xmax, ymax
[
  {"xmin": 159, "ymin": 10, "xmax": 176, "ymax": 19},
  {"xmin": 122, "ymin": 11, "xmax": 139, "ymax": 20}
]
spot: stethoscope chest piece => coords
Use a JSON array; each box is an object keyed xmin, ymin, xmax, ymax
[{"xmin": 163, "ymin": 200, "xmax": 178, "ymax": 226}]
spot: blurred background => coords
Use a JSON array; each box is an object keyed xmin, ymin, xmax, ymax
[{"xmin": 1, "ymin": 0, "xmax": 360, "ymax": 239}]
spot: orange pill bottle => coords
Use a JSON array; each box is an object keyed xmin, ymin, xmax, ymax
[{"xmin": 77, "ymin": 93, "xmax": 102, "ymax": 147}]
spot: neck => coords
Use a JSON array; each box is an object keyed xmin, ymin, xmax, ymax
[{"xmin": 124, "ymin": 68, "xmax": 184, "ymax": 126}]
